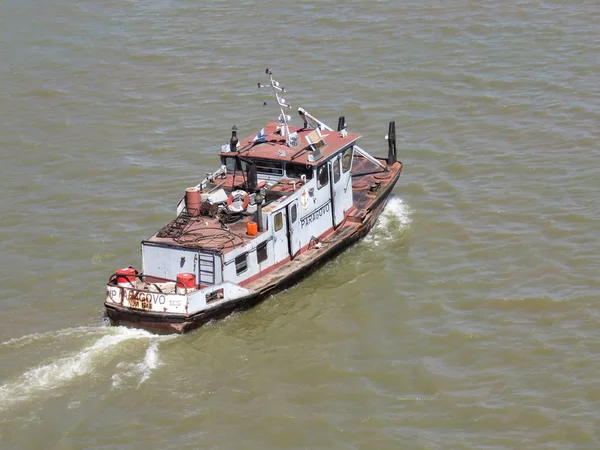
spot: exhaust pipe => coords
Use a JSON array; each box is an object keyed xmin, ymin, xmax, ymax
[{"xmin": 387, "ymin": 121, "xmax": 397, "ymax": 165}]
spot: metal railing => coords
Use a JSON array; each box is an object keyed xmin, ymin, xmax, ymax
[{"xmin": 107, "ymin": 272, "xmax": 193, "ymax": 295}]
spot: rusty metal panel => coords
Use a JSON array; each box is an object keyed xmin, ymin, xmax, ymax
[
  {"xmin": 106, "ymin": 286, "xmax": 123, "ymax": 305},
  {"xmin": 121, "ymin": 288, "xmax": 187, "ymax": 314}
]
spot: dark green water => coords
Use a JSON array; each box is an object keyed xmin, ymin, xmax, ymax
[{"xmin": 1, "ymin": 1, "xmax": 599, "ymax": 448}]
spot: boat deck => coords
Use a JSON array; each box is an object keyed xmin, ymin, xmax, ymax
[
  {"xmin": 144, "ymin": 156, "xmax": 402, "ymax": 254},
  {"xmin": 347, "ymin": 156, "xmax": 403, "ymax": 222}
]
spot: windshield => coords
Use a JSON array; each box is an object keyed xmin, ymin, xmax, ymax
[
  {"xmin": 286, "ymin": 163, "xmax": 313, "ymax": 180},
  {"xmin": 222, "ymin": 156, "xmax": 247, "ymax": 172}
]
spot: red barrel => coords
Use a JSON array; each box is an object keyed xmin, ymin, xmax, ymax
[
  {"xmin": 177, "ymin": 272, "xmax": 196, "ymax": 290},
  {"xmin": 116, "ymin": 267, "xmax": 136, "ymax": 287},
  {"xmin": 185, "ymin": 187, "xmax": 201, "ymax": 216}
]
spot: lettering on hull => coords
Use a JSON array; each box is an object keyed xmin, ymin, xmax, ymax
[
  {"xmin": 106, "ymin": 286, "xmax": 189, "ymax": 314},
  {"xmin": 107, "ymin": 287, "xmax": 121, "ymax": 304},
  {"xmin": 300, "ymin": 201, "xmax": 331, "ymax": 228}
]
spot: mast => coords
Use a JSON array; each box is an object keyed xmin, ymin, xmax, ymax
[
  {"xmin": 258, "ymin": 69, "xmax": 393, "ymax": 170},
  {"xmin": 258, "ymin": 69, "xmax": 298, "ymax": 147}
]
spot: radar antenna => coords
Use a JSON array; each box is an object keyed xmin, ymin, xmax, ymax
[{"xmin": 258, "ymin": 69, "xmax": 298, "ymax": 147}]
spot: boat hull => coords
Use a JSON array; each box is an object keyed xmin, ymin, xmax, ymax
[{"xmin": 104, "ymin": 169, "xmax": 400, "ymax": 334}]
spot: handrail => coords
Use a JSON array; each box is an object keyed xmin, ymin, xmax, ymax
[
  {"xmin": 297, "ymin": 107, "xmax": 389, "ymax": 171},
  {"xmin": 107, "ymin": 272, "xmax": 192, "ymax": 295}
]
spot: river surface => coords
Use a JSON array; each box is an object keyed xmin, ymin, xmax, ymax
[{"xmin": 1, "ymin": 1, "xmax": 599, "ymax": 449}]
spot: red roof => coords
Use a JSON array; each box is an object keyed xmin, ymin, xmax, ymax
[{"xmin": 220, "ymin": 122, "xmax": 360, "ymax": 166}]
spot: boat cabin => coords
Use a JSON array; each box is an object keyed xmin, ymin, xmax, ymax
[{"xmin": 140, "ymin": 120, "xmax": 359, "ymax": 291}]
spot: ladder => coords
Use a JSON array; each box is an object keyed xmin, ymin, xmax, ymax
[
  {"xmin": 198, "ymin": 252, "xmax": 216, "ymax": 285},
  {"xmin": 157, "ymin": 212, "xmax": 191, "ymax": 238}
]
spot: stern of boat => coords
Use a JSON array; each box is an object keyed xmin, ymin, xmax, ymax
[{"xmin": 104, "ymin": 271, "xmax": 254, "ymax": 333}]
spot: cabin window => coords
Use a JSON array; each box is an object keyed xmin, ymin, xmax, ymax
[
  {"xmin": 224, "ymin": 157, "xmax": 237, "ymax": 172},
  {"xmin": 317, "ymin": 164, "xmax": 329, "ymax": 189},
  {"xmin": 223, "ymin": 156, "xmax": 247, "ymax": 172},
  {"xmin": 255, "ymin": 160, "xmax": 283, "ymax": 176},
  {"xmin": 333, "ymin": 156, "xmax": 341, "ymax": 183},
  {"xmin": 274, "ymin": 212, "xmax": 283, "ymax": 231},
  {"xmin": 257, "ymin": 242, "xmax": 268, "ymax": 264},
  {"xmin": 342, "ymin": 146, "xmax": 353, "ymax": 173},
  {"xmin": 286, "ymin": 163, "xmax": 313, "ymax": 180},
  {"xmin": 235, "ymin": 254, "xmax": 248, "ymax": 275},
  {"xmin": 291, "ymin": 204, "xmax": 297, "ymax": 223}
]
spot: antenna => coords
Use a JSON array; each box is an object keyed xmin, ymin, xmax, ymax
[{"xmin": 258, "ymin": 68, "xmax": 297, "ymax": 147}]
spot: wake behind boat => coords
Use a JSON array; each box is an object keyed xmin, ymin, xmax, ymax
[{"xmin": 104, "ymin": 69, "xmax": 403, "ymax": 333}]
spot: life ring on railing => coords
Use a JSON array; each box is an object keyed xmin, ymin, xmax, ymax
[{"xmin": 227, "ymin": 190, "xmax": 250, "ymax": 213}]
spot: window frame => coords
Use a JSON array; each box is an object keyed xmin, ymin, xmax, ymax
[
  {"xmin": 317, "ymin": 164, "xmax": 329, "ymax": 190},
  {"xmin": 257, "ymin": 242, "xmax": 268, "ymax": 264},
  {"xmin": 291, "ymin": 204, "xmax": 297, "ymax": 223},
  {"xmin": 333, "ymin": 155, "xmax": 341, "ymax": 183},
  {"xmin": 342, "ymin": 146, "xmax": 353, "ymax": 173},
  {"xmin": 254, "ymin": 159, "xmax": 284, "ymax": 176},
  {"xmin": 223, "ymin": 156, "xmax": 247, "ymax": 172},
  {"xmin": 274, "ymin": 212, "xmax": 283, "ymax": 231},
  {"xmin": 285, "ymin": 162, "xmax": 313, "ymax": 180},
  {"xmin": 235, "ymin": 253, "xmax": 248, "ymax": 275}
]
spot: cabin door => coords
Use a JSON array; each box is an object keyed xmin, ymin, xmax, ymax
[
  {"xmin": 286, "ymin": 200, "xmax": 300, "ymax": 258},
  {"xmin": 328, "ymin": 155, "xmax": 344, "ymax": 227},
  {"xmin": 271, "ymin": 207, "xmax": 290, "ymax": 264}
]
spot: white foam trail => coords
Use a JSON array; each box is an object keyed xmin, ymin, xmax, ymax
[
  {"xmin": 138, "ymin": 341, "xmax": 160, "ymax": 385},
  {"xmin": 0, "ymin": 326, "xmax": 106, "ymax": 348},
  {"xmin": 364, "ymin": 196, "xmax": 413, "ymax": 246},
  {"xmin": 0, "ymin": 327, "xmax": 170, "ymax": 410},
  {"xmin": 111, "ymin": 341, "xmax": 165, "ymax": 389}
]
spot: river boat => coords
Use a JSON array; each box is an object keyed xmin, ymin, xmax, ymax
[{"xmin": 104, "ymin": 69, "xmax": 403, "ymax": 333}]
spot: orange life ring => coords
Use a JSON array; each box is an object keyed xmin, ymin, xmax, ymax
[{"xmin": 227, "ymin": 190, "xmax": 250, "ymax": 213}]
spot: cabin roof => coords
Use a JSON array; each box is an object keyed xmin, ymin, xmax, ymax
[{"xmin": 220, "ymin": 122, "xmax": 361, "ymax": 166}]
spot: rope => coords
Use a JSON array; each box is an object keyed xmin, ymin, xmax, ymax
[{"xmin": 173, "ymin": 227, "xmax": 245, "ymax": 250}]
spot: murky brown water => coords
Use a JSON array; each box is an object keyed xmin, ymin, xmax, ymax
[{"xmin": 1, "ymin": 0, "xmax": 599, "ymax": 448}]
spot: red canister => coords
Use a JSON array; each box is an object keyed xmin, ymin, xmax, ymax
[
  {"xmin": 116, "ymin": 267, "xmax": 136, "ymax": 287},
  {"xmin": 177, "ymin": 272, "xmax": 196, "ymax": 291}
]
